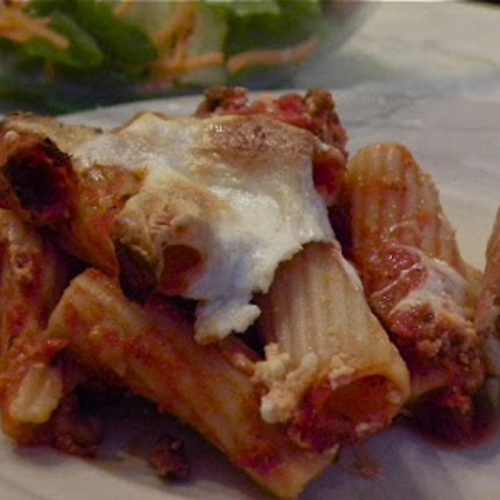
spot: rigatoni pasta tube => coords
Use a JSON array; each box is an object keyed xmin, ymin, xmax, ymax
[
  {"xmin": 255, "ymin": 242, "xmax": 410, "ymax": 453},
  {"xmin": 0, "ymin": 208, "xmax": 69, "ymax": 442},
  {"xmin": 0, "ymin": 208, "xmax": 67, "ymax": 369},
  {"xmin": 347, "ymin": 144, "xmax": 485, "ymax": 410},
  {"xmin": 44, "ymin": 269, "xmax": 333, "ymax": 500}
]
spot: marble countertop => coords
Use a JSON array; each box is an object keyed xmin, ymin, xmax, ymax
[{"xmin": 296, "ymin": 1, "xmax": 500, "ymax": 102}]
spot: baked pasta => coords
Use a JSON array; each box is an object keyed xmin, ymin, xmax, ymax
[{"xmin": 0, "ymin": 88, "xmax": 494, "ymax": 498}]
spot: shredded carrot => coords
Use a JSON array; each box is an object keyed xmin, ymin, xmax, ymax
[
  {"xmin": 183, "ymin": 52, "xmax": 224, "ymax": 72},
  {"xmin": 149, "ymin": 2, "xmax": 224, "ymax": 80},
  {"xmin": 0, "ymin": 6, "xmax": 69, "ymax": 49},
  {"xmin": 153, "ymin": 51, "xmax": 224, "ymax": 76},
  {"xmin": 227, "ymin": 36, "xmax": 319, "ymax": 75},
  {"xmin": 172, "ymin": 34, "xmax": 189, "ymax": 67},
  {"xmin": 154, "ymin": 2, "xmax": 196, "ymax": 51}
]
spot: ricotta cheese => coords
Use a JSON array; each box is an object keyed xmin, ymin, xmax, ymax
[{"xmin": 253, "ymin": 344, "xmax": 320, "ymax": 424}]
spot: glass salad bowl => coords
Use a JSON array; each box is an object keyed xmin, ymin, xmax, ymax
[{"xmin": 0, "ymin": 0, "xmax": 366, "ymax": 113}]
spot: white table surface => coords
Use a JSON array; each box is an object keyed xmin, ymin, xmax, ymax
[{"xmin": 296, "ymin": 2, "xmax": 500, "ymax": 102}]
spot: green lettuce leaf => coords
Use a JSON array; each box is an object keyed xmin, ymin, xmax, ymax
[
  {"xmin": 28, "ymin": 0, "xmax": 156, "ymax": 67},
  {"xmin": 203, "ymin": 0, "xmax": 280, "ymax": 17},
  {"xmin": 119, "ymin": 1, "xmax": 180, "ymax": 37},
  {"xmin": 28, "ymin": 0, "xmax": 75, "ymax": 16},
  {"xmin": 73, "ymin": 0, "xmax": 157, "ymax": 65},
  {"xmin": 22, "ymin": 11, "xmax": 103, "ymax": 69},
  {"xmin": 224, "ymin": 0, "xmax": 322, "ymax": 55}
]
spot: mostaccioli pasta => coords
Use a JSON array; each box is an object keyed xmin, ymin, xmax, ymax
[
  {"xmin": 0, "ymin": 88, "xmax": 496, "ymax": 498},
  {"xmin": 346, "ymin": 144, "xmax": 486, "ymax": 414},
  {"xmin": 44, "ymin": 268, "xmax": 333, "ymax": 499},
  {"xmin": 0, "ymin": 208, "xmax": 72, "ymax": 446},
  {"xmin": 0, "ymin": 208, "xmax": 67, "ymax": 368}
]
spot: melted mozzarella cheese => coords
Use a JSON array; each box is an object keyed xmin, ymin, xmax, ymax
[
  {"xmin": 73, "ymin": 113, "xmax": 335, "ymax": 343},
  {"xmin": 388, "ymin": 248, "xmax": 473, "ymax": 331}
]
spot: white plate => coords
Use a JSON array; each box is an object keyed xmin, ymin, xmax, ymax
[{"xmin": 1, "ymin": 90, "xmax": 499, "ymax": 500}]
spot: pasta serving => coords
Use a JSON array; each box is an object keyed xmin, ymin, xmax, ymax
[
  {"xmin": 346, "ymin": 145, "xmax": 485, "ymax": 415},
  {"xmin": 0, "ymin": 87, "xmax": 495, "ymax": 499}
]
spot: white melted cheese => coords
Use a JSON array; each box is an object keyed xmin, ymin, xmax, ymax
[
  {"xmin": 73, "ymin": 113, "xmax": 335, "ymax": 343},
  {"xmin": 388, "ymin": 248, "xmax": 472, "ymax": 328}
]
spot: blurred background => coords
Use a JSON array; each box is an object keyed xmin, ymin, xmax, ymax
[{"xmin": 0, "ymin": 1, "xmax": 499, "ymax": 114}]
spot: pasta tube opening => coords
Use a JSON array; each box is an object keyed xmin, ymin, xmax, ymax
[
  {"xmin": 2, "ymin": 136, "xmax": 74, "ymax": 225},
  {"xmin": 290, "ymin": 375, "xmax": 402, "ymax": 453},
  {"xmin": 255, "ymin": 242, "xmax": 410, "ymax": 453}
]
